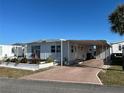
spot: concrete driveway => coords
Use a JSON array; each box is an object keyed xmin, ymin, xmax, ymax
[{"xmin": 20, "ymin": 59, "xmax": 104, "ymax": 85}]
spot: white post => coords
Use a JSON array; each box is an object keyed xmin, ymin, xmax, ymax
[
  {"xmin": 24, "ymin": 45, "xmax": 27, "ymax": 57},
  {"xmin": 44, "ymin": 42, "xmax": 46, "ymax": 60},
  {"xmin": 54, "ymin": 42, "xmax": 57, "ymax": 65},
  {"xmin": 16, "ymin": 47, "xmax": 18, "ymax": 58},
  {"xmin": 105, "ymin": 46, "xmax": 107, "ymax": 62},
  {"xmin": 55, "ymin": 42, "xmax": 57, "ymax": 59},
  {"xmin": 101, "ymin": 45, "xmax": 103, "ymax": 60},
  {"xmin": 61, "ymin": 40, "xmax": 63, "ymax": 66},
  {"xmin": 67, "ymin": 41, "xmax": 70, "ymax": 64}
]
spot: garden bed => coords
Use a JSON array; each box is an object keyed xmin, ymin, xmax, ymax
[{"xmin": 0, "ymin": 62, "xmax": 54, "ymax": 71}]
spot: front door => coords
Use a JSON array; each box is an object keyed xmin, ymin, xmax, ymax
[{"xmin": 32, "ymin": 46, "xmax": 40, "ymax": 59}]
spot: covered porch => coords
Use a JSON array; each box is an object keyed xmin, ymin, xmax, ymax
[{"xmin": 62, "ymin": 40, "xmax": 111, "ymax": 65}]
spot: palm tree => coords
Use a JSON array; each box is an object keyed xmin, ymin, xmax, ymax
[
  {"xmin": 109, "ymin": 4, "xmax": 124, "ymax": 70},
  {"xmin": 109, "ymin": 4, "xmax": 124, "ymax": 35}
]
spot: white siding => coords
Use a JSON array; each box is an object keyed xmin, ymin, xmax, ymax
[
  {"xmin": 111, "ymin": 42, "xmax": 124, "ymax": 54},
  {"xmin": 0, "ymin": 46, "xmax": 2, "ymax": 56},
  {"xmin": 40, "ymin": 43, "xmax": 53, "ymax": 60},
  {"xmin": 0, "ymin": 45, "xmax": 24, "ymax": 60},
  {"xmin": 0, "ymin": 45, "xmax": 14, "ymax": 59},
  {"xmin": 26, "ymin": 41, "xmax": 110, "ymax": 63}
]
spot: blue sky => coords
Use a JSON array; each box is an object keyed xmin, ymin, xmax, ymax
[{"xmin": 0, "ymin": 0, "xmax": 124, "ymax": 44}]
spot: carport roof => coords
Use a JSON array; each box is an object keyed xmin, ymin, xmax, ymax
[{"xmin": 67, "ymin": 40, "xmax": 110, "ymax": 47}]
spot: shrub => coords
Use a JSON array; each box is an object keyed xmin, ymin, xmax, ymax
[
  {"xmin": 20, "ymin": 58, "xmax": 28, "ymax": 63},
  {"xmin": 111, "ymin": 57, "xmax": 122, "ymax": 65},
  {"xmin": 11, "ymin": 58, "xmax": 18, "ymax": 62},
  {"xmin": 63, "ymin": 57, "xmax": 68, "ymax": 65},
  {"xmin": 5, "ymin": 58, "xmax": 11, "ymax": 62},
  {"xmin": 46, "ymin": 57, "xmax": 53, "ymax": 63},
  {"xmin": 4, "ymin": 58, "xmax": 11, "ymax": 65},
  {"xmin": 14, "ymin": 60, "xmax": 20, "ymax": 66}
]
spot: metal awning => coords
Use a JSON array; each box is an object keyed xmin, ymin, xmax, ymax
[{"xmin": 67, "ymin": 40, "xmax": 110, "ymax": 47}]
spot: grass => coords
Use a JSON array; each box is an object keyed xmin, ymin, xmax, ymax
[
  {"xmin": 98, "ymin": 65, "xmax": 124, "ymax": 86},
  {"xmin": 0, "ymin": 67, "xmax": 53, "ymax": 79}
]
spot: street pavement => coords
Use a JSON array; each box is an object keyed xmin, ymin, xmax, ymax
[{"xmin": 0, "ymin": 78, "xmax": 124, "ymax": 93}]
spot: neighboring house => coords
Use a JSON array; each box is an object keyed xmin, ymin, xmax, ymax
[
  {"xmin": 0, "ymin": 45, "xmax": 24, "ymax": 60},
  {"xmin": 110, "ymin": 41, "xmax": 124, "ymax": 54},
  {"xmin": 25, "ymin": 39, "xmax": 110, "ymax": 65}
]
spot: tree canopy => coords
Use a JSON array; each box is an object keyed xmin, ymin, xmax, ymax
[{"xmin": 109, "ymin": 4, "xmax": 124, "ymax": 35}]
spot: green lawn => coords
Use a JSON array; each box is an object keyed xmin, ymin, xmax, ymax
[
  {"xmin": 0, "ymin": 67, "xmax": 52, "ymax": 79},
  {"xmin": 98, "ymin": 66, "xmax": 124, "ymax": 86}
]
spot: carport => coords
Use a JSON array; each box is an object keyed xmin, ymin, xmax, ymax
[{"xmin": 61, "ymin": 40, "xmax": 111, "ymax": 65}]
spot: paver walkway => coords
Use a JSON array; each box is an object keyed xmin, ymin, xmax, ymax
[{"xmin": 20, "ymin": 59, "xmax": 104, "ymax": 85}]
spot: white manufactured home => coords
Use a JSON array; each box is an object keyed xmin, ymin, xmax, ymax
[
  {"xmin": 25, "ymin": 39, "xmax": 110, "ymax": 65},
  {"xmin": 111, "ymin": 41, "xmax": 124, "ymax": 54},
  {"xmin": 110, "ymin": 41, "xmax": 124, "ymax": 58},
  {"xmin": 0, "ymin": 45, "xmax": 24, "ymax": 60}
]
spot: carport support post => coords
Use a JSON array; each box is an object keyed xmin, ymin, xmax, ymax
[
  {"xmin": 67, "ymin": 41, "xmax": 70, "ymax": 64},
  {"xmin": 16, "ymin": 47, "xmax": 18, "ymax": 58},
  {"xmin": 105, "ymin": 46, "xmax": 108, "ymax": 64},
  {"xmin": 101, "ymin": 45, "xmax": 104, "ymax": 60},
  {"xmin": 44, "ymin": 42, "xmax": 46, "ymax": 59},
  {"xmin": 61, "ymin": 39, "xmax": 63, "ymax": 66}
]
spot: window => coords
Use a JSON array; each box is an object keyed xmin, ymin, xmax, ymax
[
  {"xmin": 122, "ymin": 45, "xmax": 124, "ymax": 50},
  {"xmin": 32, "ymin": 46, "xmax": 40, "ymax": 53},
  {"xmin": 57, "ymin": 45, "xmax": 61, "ymax": 52},
  {"xmin": 51, "ymin": 46, "xmax": 55, "ymax": 53},
  {"xmin": 0, "ymin": 46, "xmax": 2, "ymax": 56},
  {"xmin": 12, "ymin": 47, "xmax": 15, "ymax": 53},
  {"xmin": 118, "ymin": 45, "xmax": 122, "ymax": 51}
]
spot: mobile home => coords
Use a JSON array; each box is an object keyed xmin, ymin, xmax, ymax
[
  {"xmin": 110, "ymin": 41, "xmax": 124, "ymax": 58},
  {"xmin": 111, "ymin": 41, "xmax": 124, "ymax": 54},
  {"xmin": 25, "ymin": 39, "xmax": 110, "ymax": 65},
  {"xmin": 0, "ymin": 45, "xmax": 24, "ymax": 60}
]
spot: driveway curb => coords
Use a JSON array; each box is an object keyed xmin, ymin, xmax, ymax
[
  {"xmin": 21, "ymin": 78, "xmax": 102, "ymax": 85},
  {"xmin": 96, "ymin": 70, "xmax": 103, "ymax": 85}
]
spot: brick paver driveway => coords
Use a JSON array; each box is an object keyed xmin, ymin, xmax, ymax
[{"xmin": 20, "ymin": 59, "xmax": 104, "ymax": 85}]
